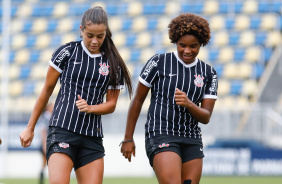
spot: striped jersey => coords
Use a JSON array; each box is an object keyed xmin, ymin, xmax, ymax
[
  {"xmin": 139, "ymin": 51, "xmax": 218, "ymax": 139},
  {"xmin": 49, "ymin": 41, "xmax": 124, "ymax": 137}
]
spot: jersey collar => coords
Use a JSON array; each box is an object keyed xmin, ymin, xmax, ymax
[
  {"xmin": 173, "ymin": 51, "xmax": 198, "ymax": 68},
  {"xmin": 81, "ymin": 41, "xmax": 102, "ymax": 58}
]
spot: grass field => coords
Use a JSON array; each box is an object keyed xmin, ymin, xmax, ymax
[{"xmin": 0, "ymin": 176, "xmax": 282, "ymax": 184}]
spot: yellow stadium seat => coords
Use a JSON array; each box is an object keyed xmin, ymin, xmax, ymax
[
  {"xmin": 266, "ymin": 31, "xmax": 282, "ymax": 47},
  {"xmin": 11, "ymin": 34, "xmax": 26, "ymax": 49},
  {"xmin": 9, "ymin": 81, "xmax": 23, "ymax": 96},
  {"xmin": 136, "ymin": 32, "xmax": 151, "ymax": 47},
  {"xmin": 53, "ymin": 2, "xmax": 69, "ymax": 17},
  {"xmin": 210, "ymin": 15, "xmax": 225, "ymax": 31},
  {"xmin": 35, "ymin": 33, "xmax": 51, "ymax": 49},
  {"xmin": 141, "ymin": 48, "xmax": 156, "ymax": 64},
  {"xmin": 91, "ymin": 1, "xmax": 106, "ymax": 10},
  {"xmin": 197, "ymin": 47, "xmax": 208, "ymax": 62},
  {"xmin": 162, "ymin": 33, "xmax": 172, "ymax": 47},
  {"xmin": 132, "ymin": 17, "xmax": 147, "ymax": 31},
  {"xmin": 261, "ymin": 14, "xmax": 277, "ymax": 30},
  {"xmin": 234, "ymin": 15, "xmax": 250, "ymax": 30},
  {"xmin": 165, "ymin": 1, "xmax": 180, "ymax": 15},
  {"xmin": 238, "ymin": 63, "xmax": 252, "ymax": 79},
  {"xmin": 9, "ymin": 65, "xmax": 20, "ymax": 80},
  {"xmin": 109, "ymin": 17, "xmax": 122, "ymax": 32},
  {"xmin": 245, "ymin": 46, "xmax": 261, "ymax": 62},
  {"xmin": 218, "ymin": 47, "xmax": 234, "ymax": 62},
  {"xmin": 11, "ymin": 19, "xmax": 24, "ymax": 34},
  {"xmin": 127, "ymin": 1, "xmax": 143, "ymax": 16},
  {"xmin": 203, "ymin": 0, "xmax": 219, "ymax": 14},
  {"xmin": 217, "ymin": 79, "xmax": 231, "ymax": 96},
  {"xmin": 239, "ymin": 31, "xmax": 255, "ymax": 46},
  {"xmin": 61, "ymin": 33, "xmax": 77, "ymax": 45},
  {"xmin": 17, "ymin": 96, "xmax": 37, "ymax": 113},
  {"xmin": 30, "ymin": 64, "xmax": 48, "ymax": 79},
  {"xmin": 242, "ymin": 0, "xmax": 258, "ymax": 13},
  {"xmin": 57, "ymin": 18, "xmax": 73, "ymax": 33},
  {"xmin": 157, "ymin": 17, "xmax": 170, "ymax": 31},
  {"xmin": 14, "ymin": 49, "xmax": 30, "ymax": 64},
  {"xmin": 213, "ymin": 31, "xmax": 228, "ymax": 46},
  {"xmin": 32, "ymin": 18, "xmax": 48, "ymax": 33},
  {"xmin": 118, "ymin": 48, "xmax": 130, "ymax": 63},
  {"xmin": 112, "ymin": 32, "xmax": 126, "ymax": 47},
  {"xmin": 223, "ymin": 63, "xmax": 238, "ymax": 79},
  {"xmin": 242, "ymin": 79, "xmax": 258, "ymax": 96},
  {"xmin": 16, "ymin": 3, "xmax": 32, "ymax": 17},
  {"xmin": 35, "ymin": 81, "xmax": 45, "ymax": 95},
  {"xmin": 39, "ymin": 49, "xmax": 53, "ymax": 63}
]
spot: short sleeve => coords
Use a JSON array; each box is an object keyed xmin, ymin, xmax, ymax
[
  {"xmin": 139, "ymin": 54, "xmax": 160, "ymax": 88},
  {"xmin": 49, "ymin": 43, "xmax": 72, "ymax": 73},
  {"xmin": 204, "ymin": 67, "xmax": 218, "ymax": 99},
  {"xmin": 108, "ymin": 66, "xmax": 124, "ymax": 89}
]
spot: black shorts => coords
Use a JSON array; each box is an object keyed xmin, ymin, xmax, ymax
[
  {"xmin": 46, "ymin": 126, "xmax": 105, "ymax": 170},
  {"xmin": 145, "ymin": 135, "xmax": 204, "ymax": 167}
]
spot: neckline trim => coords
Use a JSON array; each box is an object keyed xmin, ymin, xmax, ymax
[
  {"xmin": 173, "ymin": 51, "xmax": 198, "ymax": 68},
  {"xmin": 81, "ymin": 41, "xmax": 102, "ymax": 58}
]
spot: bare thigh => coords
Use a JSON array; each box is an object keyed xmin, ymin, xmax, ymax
[
  {"xmin": 48, "ymin": 153, "xmax": 73, "ymax": 184},
  {"xmin": 75, "ymin": 157, "xmax": 104, "ymax": 184},
  {"xmin": 182, "ymin": 158, "xmax": 203, "ymax": 184},
  {"xmin": 153, "ymin": 151, "xmax": 182, "ymax": 184}
]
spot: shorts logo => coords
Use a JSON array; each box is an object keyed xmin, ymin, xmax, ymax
[
  {"xmin": 59, "ymin": 142, "xmax": 69, "ymax": 149},
  {"xmin": 194, "ymin": 74, "xmax": 204, "ymax": 87},
  {"xmin": 99, "ymin": 62, "xmax": 110, "ymax": 76},
  {"xmin": 159, "ymin": 143, "xmax": 169, "ymax": 148}
]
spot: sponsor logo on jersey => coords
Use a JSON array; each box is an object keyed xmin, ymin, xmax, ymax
[
  {"xmin": 56, "ymin": 49, "xmax": 70, "ymax": 63},
  {"xmin": 194, "ymin": 74, "xmax": 204, "ymax": 87},
  {"xmin": 209, "ymin": 74, "xmax": 217, "ymax": 92},
  {"xmin": 99, "ymin": 62, "xmax": 110, "ymax": 76},
  {"xmin": 159, "ymin": 143, "xmax": 170, "ymax": 148},
  {"xmin": 143, "ymin": 59, "xmax": 158, "ymax": 76},
  {"xmin": 59, "ymin": 142, "xmax": 69, "ymax": 149}
]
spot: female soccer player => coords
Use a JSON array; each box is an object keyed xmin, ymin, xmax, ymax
[
  {"xmin": 121, "ymin": 13, "xmax": 218, "ymax": 184},
  {"xmin": 20, "ymin": 6, "xmax": 132, "ymax": 184}
]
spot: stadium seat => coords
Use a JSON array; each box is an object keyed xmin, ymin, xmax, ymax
[
  {"xmin": 31, "ymin": 18, "xmax": 48, "ymax": 33},
  {"xmin": 261, "ymin": 14, "xmax": 278, "ymax": 30},
  {"xmin": 9, "ymin": 81, "xmax": 23, "ymax": 96},
  {"xmin": 16, "ymin": 3, "xmax": 32, "ymax": 17},
  {"xmin": 14, "ymin": 49, "xmax": 30, "ymax": 64},
  {"xmin": 241, "ymin": 79, "xmax": 258, "ymax": 96},
  {"xmin": 136, "ymin": 32, "xmax": 151, "ymax": 47},
  {"xmin": 35, "ymin": 33, "xmax": 51, "ymax": 49},
  {"xmin": 217, "ymin": 79, "xmax": 230, "ymax": 96},
  {"xmin": 203, "ymin": 0, "xmax": 219, "ymax": 14},
  {"xmin": 165, "ymin": 1, "xmax": 180, "ymax": 15},
  {"xmin": 234, "ymin": 15, "xmax": 250, "ymax": 30},
  {"xmin": 218, "ymin": 47, "xmax": 234, "ymax": 62},
  {"xmin": 132, "ymin": 17, "xmax": 147, "ymax": 31},
  {"xmin": 245, "ymin": 46, "xmax": 261, "ymax": 62},
  {"xmin": 238, "ymin": 30, "xmax": 255, "ymax": 46},
  {"xmin": 127, "ymin": 1, "xmax": 143, "ymax": 16},
  {"xmin": 52, "ymin": 2, "xmax": 68, "ymax": 17},
  {"xmin": 242, "ymin": 0, "xmax": 258, "ymax": 13},
  {"xmin": 11, "ymin": 34, "xmax": 27, "ymax": 49},
  {"xmin": 212, "ymin": 31, "xmax": 228, "ymax": 46}
]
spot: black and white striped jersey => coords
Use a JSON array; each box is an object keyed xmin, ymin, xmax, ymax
[
  {"xmin": 49, "ymin": 41, "xmax": 124, "ymax": 137},
  {"xmin": 139, "ymin": 51, "xmax": 218, "ymax": 139}
]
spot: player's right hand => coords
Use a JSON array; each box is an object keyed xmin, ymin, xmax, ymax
[
  {"xmin": 120, "ymin": 141, "xmax": 136, "ymax": 162},
  {"xmin": 19, "ymin": 128, "xmax": 34, "ymax": 148}
]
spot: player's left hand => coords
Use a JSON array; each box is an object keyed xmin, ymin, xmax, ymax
[
  {"xmin": 76, "ymin": 95, "xmax": 90, "ymax": 113},
  {"xmin": 174, "ymin": 88, "xmax": 191, "ymax": 108}
]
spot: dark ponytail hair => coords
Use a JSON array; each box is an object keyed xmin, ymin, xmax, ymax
[{"xmin": 81, "ymin": 6, "xmax": 133, "ymax": 98}]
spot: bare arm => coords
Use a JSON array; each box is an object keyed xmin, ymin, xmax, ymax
[
  {"xmin": 20, "ymin": 66, "xmax": 60, "ymax": 148},
  {"xmin": 174, "ymin": 88, "xmax": 216, "ymax": 124},
  {"xmin": 121, "ymin": 82, "xmax": 150, "ymax": 162},
  {"xmin": 75, "ymin": 89, "xmax": 120, "ymax": 115}
]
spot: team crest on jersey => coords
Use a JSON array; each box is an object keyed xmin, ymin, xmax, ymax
[
  {"xmin": 194, "ymin": 74, "xmax": 204, "ymax": 87},
  {"xmin": 99, "ymin": 62, "xmax": 110, "ymax": 76},
  {"xmin": 58, "ymin": 142, "xmax": 69, "ymax": 149}
]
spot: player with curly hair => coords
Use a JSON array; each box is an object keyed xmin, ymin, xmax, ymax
[{"xmin": 121, "ymin": 13, "xmax": 218, "ymax": 184}]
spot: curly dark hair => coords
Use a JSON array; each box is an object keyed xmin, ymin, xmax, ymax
[{"xmin": 168, "ymin": 13, "xmax": 211, "ymax": 46}]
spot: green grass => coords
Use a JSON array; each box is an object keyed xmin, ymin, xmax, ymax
[{"xmin": 0, "ymin": 176, "xmax": 282, "ymax": 184}]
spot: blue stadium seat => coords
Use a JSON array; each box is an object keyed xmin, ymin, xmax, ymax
[
  {"xmin": 30, "ymin": 50, "xmax": 40, "ymax": 63},
  {"xmin": 143, "ymin": 3, "xmax": 165, "ymax": 15},
  {"xmin": 125, "ymin": 33, "xmax": 137, "ymax": 46},
  {"xmin": 19, "ymin": 65, "xmax": 31, "ymax": 79},
  {"xmin": 208, "ymin": 48, "xmax": 219, "ymax": 62},
  {"xmin": 31, "ymin": 4, "xmax": 54, "ymax": 17},
  {"xmin": 47, "ymin": 19, "xmax": 58, "ymax": 32},
  {"xmin": 130, "ymin": 49, "xmax": 141, "ymax": 62},
  {"xmin": 234, "ymin": 48, "xmax": 245, "ymax": 62},
  {"xmin": 22, "ymin": 81, "xmax": 35, "ymax": 96},
  {"xmin": 250, "ymin": 15, "xmax": 261, "ymax": 29},
  {"xmin": 213, "ymin": 64, "xmax": 223, "ymax": 78},
  {"xmin": 22, "ymin": 20, "xmax": 33, "ymax": 32},
  {"xmin": 225, "ymin": 17, "xmax": 235, "ymax": 29},
  {"xmin": 255, "ymin": 31, "xmax": 267, "ymax": 45},
  {"xmin": 69, "ymin": 3, "xmax": 90, "ymax": 16},
  {"xmin": 229, "ymin": 32, "xmax": 240, "ymax": 45},
  {"xmin": 26, "ymin": 35, "xmax": 36, "ymax": 47},
  {"xmin": 230, "ymin": 80, "xmax": 243, "ymax": 95},
  {"xmin": 121, "ymin": 18, "xmax": 133, "ymax": 30}
]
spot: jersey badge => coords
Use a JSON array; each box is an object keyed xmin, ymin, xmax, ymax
[
  {"xmin": 194, "ymin": 74, "xmax": 204, "ymax": 87},
  {"xmin": 159, "ymin": 143, "xmax": 169, "ymax": 148},
  {"xmin": 59, "ymin": 142, "xmax": 69, "ymax": 149},
  {"xmin": 99, "ymin": 62, "xmax": 110, "ymax": 76}
]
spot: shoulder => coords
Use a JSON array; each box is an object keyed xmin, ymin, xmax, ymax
[
  {"xmin": 197, "ymin": 58, "xmax": 217, "ymax": 74},
  {"xmin": 53, "ymin": 41, "xmax": 80, "ymax": 55}
]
